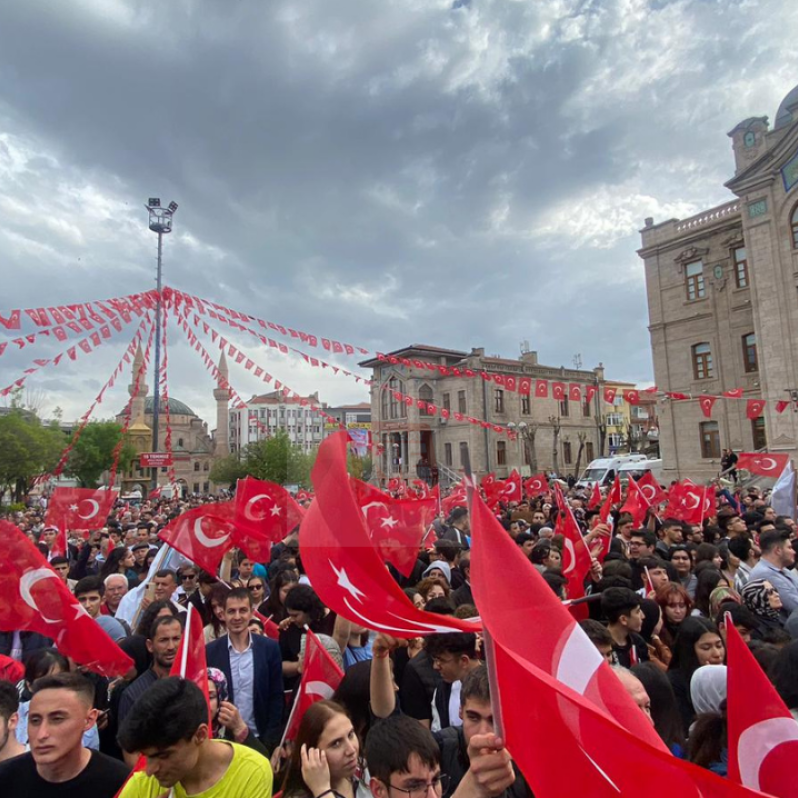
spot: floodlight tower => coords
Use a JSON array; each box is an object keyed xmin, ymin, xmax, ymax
[{"xmin": 145, "ymin": 198, "xmax": 178, "ymax": 491}]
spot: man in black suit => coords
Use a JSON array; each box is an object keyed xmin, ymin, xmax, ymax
[{"xmin": 206, "ymin": 587, "xmax": 284, "ymax": 749}]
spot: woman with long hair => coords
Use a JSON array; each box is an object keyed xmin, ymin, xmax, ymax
[
  {"xmin": 692, "ymin": 569, "xmax": 727, "ymax": 619},
  {"xmin": 280, "ymin": 700, "xmax": 364, "ymax": 798},
  {"xmin": 265, "ymin": 569, "xmax": 300, "ymax": 624},
  {"xmin": 667, "ymin": 617, "xmax": 725, "ymax": 734},
  {"xmin": 655, "ymin": 582, "xmax": 692, "ymax": 649},
  {"xmin": 99, "ymin": 547, "xmax": 138, "ymax": 587},
  {"xmin": 631, "ymin": 662, "xmax": 685, "ymax": 755},
  {"xmin": 247, "ymin": 576, "xmax": 268, "ymax": 614},
  {"xmin": 203, "ymin": 583, "xmax": 232, "ymax": 642}
]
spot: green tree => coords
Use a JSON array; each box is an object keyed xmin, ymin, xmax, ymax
[
  {"xmin": 209, "ymin": 453, "xmax": 247, "ymax": 488},
  {"xmin": 0, "ymin": 410, "xmax": 65, "ymax": 502},
  {"xmin": 347, "ymin": 451, "xmax": 373, "ymax": 481},
  {"xmin": 65, "ymin": 420, "xmax": 137, "ymax": 488}
]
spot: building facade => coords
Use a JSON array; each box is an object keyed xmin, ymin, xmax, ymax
[
  {"xmin": 229, "ymin": 391, "xmax": 327, "ymax": 453},
  {"xmin": 361, "ymin": 344, "xmax": 622, "ymax": 486},
  {"xmin": 639, "ymin": 85, "xmax": 798, "ymax": 480}
]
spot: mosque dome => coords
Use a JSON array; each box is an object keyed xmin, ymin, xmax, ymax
[
  {"xmin": 143, "ymin": 397, "xmax": 197, "ymax": 417},
  {"xmin": 775, "ymin": 85, "xmax": 798, "ymax": 130}
]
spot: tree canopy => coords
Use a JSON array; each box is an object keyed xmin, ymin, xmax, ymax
[{"xmin": 65, "ymin": 420, "xmax": 137, "ymax": 488}]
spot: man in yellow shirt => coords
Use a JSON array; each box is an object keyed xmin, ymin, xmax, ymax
[{"xmin": 118, "ymin": 677, "xmax": 272, "ymax": 797}]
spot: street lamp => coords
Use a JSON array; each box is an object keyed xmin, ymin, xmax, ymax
[{"xmin": 145, "ymin": 198, "xmax": 178, "ymax": 492}]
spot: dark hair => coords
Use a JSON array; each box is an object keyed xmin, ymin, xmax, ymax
[
  {"xmin": 631, "ymin": 662, "xmax": 685, "ymax": 751},
  {"xmin": 688, "ymin": 704, "xmax": 727, "ymax": 770},
  {"xmin": 601, "ymin": 587, "xmax": 642, "ymax": 624},
  {"xmin": 749, "ymin": 641, "xmax": 781, "ymax": 675},
  {"xmin": 149, "ymin": 614, "xmax": 183, "ymax": 641},
  {"xmin": 206, "ymin": 582, "xmax": 233, "ymax": 635},
  {"xmin": 542, "ymin": 570, "xmax": 568, "ymax": 598},
  {"xmin": 727, "ymin": 536, "xmax": 752, "ymax": 561},
  {"xmin": 135, "ymin": 599, "xmax": 181, "ymax": 636},
  {"xmin": 224, "ymin": 586, "xmax": 253, "ymax": 610},
  {"xmin": 416, "ymin": 576, "xmax": 451, "ymax": 601},
  {"xmin": 403, "ymin": 587, "xmax": 422, "ymax": 604},
  {"xmin": 760, "ymin": 527, "xmax": 791, "ymax": 554},
  {"xmin": 365, "ymin": 714, "xmax": 440, "ymax": 785},
  {"xmin": 265, "ymin": 569, "xmax": 300, "ymax": 620},
  {"xmin": 74, "ymin": 575, "xmax": 105, "ymax": 599},
  {"xmin": 333, "ymin": 661, "xmax": 372, "ymax": 738},
  {"xmin": 236, "ymin": 549, "xmax": 252, "ymax": 566},
  {"xmin": 24, "ymin": 648, "xmax": 69, "ymax": 688},
  {"xmin": 118, "ymin": 677, "xmax": 208, "ymax": 753},
  {"xmin": 425, "ymin": 632, "xmax": 478, "ymax": 661},
  {"xmin": 198, "ymin": 570, "xmax": 219, "ymax": 586},
  {"xmin": 716, "ymin": 510, "xmax": 739, "ymax": 533},
  {"xmin": 668, "ymin": 618, "xmax": 723, "ymax": 681},
  {"xmin": 529, "ymin": 541, "xmax": 553, "ymax": 565},
  {"xmin": 424, "ymin": 597, "xmax": 455, "ymax": 615},
  {"xmin": 579, "ymin": 619, "xmax": 613, "ymax": 648},
  {"xmin": 693, "ymin": 569, "xmax": 724, "ymax": 618},
  {"xmin": 716, "ymin": 602, "xmax": 758, "ymax": 631},
  {"xmin": 460, "ymin": 663, "xmax": 490, "ymax": 706},
  {"xmin": 694, "ymin": 543, "xmax": 720, "ymax": 567},
  {"xmin": 281, "ymin": 700, "xmax": 354, "ymax": 796},
  {"xmin": 630, "ymin": 528, "xmax": 657, "ymax": 549},
  {"xmin": 433, "ymin": 540, "xmax": 461, "ymax": 563},
  {"xmin": 50, "ymin": 555, "xmax": 69, "ymax": 568},
  {"xmin": 761, "ymin": 627, "xmax": 792, "ymax": 647},
  {"xmin": 283, "ymin": 584, "xmax": 325, "ymax": 622},
  {"xmin": 0, "ymin": 679, "xmax": 19, "ymax": 720},
  {"xmin": 31, "ymin": 671, "xmax": 95, "ymax": 705},
  {"xmin": 154, "ymin": 569, "xmax": 177, "ymax": 583},
  {"xmin": 100, "ymin": 547, "xmax": 131, "ymax": 580}
]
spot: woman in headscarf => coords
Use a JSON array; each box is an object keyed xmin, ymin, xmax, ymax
[
  {"xmin": 708, "ymin": 585, "xmax": 740, "ymax": 621},
  {"xmin": 206, "ymin": 667, "xmax": 267, "ymax": 754},
  {"xmin": 690, "ymin": 664, "xmax": 727, "ymax": 717},
  {"xmin": 687, "ymin": 665, "xmax": 729, "ymax": 776},
  {"xmin": 741, "ymin": 579, "xmax": 785, "ymax": 637}
]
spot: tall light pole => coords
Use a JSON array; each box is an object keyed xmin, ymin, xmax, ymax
[{"xmin": 145, "ymin": 198, "xmax": 178, "ymax": 492}]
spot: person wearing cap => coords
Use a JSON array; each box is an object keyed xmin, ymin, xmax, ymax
[
  {"xmin": 422, "ymin": 560, "xmax": 452, "ymax": 588},
  {"xmin": 442, "ymin": 507, "xmax": 470, "ymax": 549}
]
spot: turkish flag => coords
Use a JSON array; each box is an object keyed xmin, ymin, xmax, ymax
[
  {"xmin": 568, "ymin": 384, "xmax": 582, "ymax": 402},
  {"xmin": 699, "ymin": 396, "xmax": 717, "ymax": 418},
  {"xmin": 619, "ymin": 476, "xmax": 650, "ymax": 527},
  {"xmin": 234, "ymin": 477, "xmax": 305, "ymax": 560},
  {"xmin": 301, "ymin": 433, "xmax": 480, "ymax": 637},
  {"xmin": 518, "ymin": 377, "xmax": 532, "ymax": 395},
  {"xmin": 667, "ymin": 392, "xmax": 690, "ymax": 401},
  {"xmin": 584, "ymin": 385, "xmax": 597, "ymax": 403},
  {"xmin": 505, "ymin": 376, "xmax": 517, "ymax": 392},
  {"xmin": 666, "ymin": 482, "xmax": 712, "ymax": 525},
  {"xmin": 552, "ymin": 382, "xmax": 566, "ymax": 401},
  {"xmin": 724, "ymin": 388, "xmax": 744, "ymax": 399},
  {"xmin": 45, "ymin": 487, "xmax": 118, "ymax": 552},
  {"xmin": 498, "ymin": 469, "xmax": 522, "ymax": 503},
  {"xmin": 170, "ymin": 605, "xmax": 212, "ymax": 727},
  {"xmin": 284, "ymin": 629, "xmax": 345, "ymax": 742},
  {"xmin": 523, "ymin": 473, "xmax": 548, "ymax": 498},
  {"xmin": 553, "ymin": 484, "xmax": 591, "ymax": 588},
  {"xmin": 480, "ymin": 473, "xmax": 497, "ymax": 493},
  {"xmin": 587, "ymin": 482, "xmax": 602, "ymax": 510},
  {"xmin": 608, "ymin": 474, "xmax": 623, "ymax": 506},
  {"xmin": 726, "ymin": 617, "xmax": 798, "ymax": 796},
  {"xmin": 638, "ymin": 471, "xmax": 668, "ymax": 506},
  {"xmin": 603, "ymin": 387, "xmax": 617, "ymax": 404},
  {"xmin": 737, "ymin": 452, "xmax": 790, "ymax": 478},
  {"xmin": 352, "ymin": 479, "xmax": 437, "ymax": 577},
  {"xmin": 0, "ymin": 521, "xmax": 133, "ymax": 677},
  {"xmin": 158, "ymin": 503, "xmax": 237, "ymax": 575},
  {"xmin": 253, "ymin": 609, "xmax": 280, "ymax": 640},
  {"xmin": 776, "ymin": 400, "xmax": 791, "ymax": 414},
  {"xmin": 442, "ymin": 488, "xmax": 468, "ymax": 516},
  {"xmin": 746, "ymin": 400, "xmax": 766, "ymax": 420},
  {"xmin": 535, "ymin": 380, "xmax": 549, "ymax": 398},
  {"xmin": 623, "ymin": 389, "xmax": 640, "ymax": 405}
]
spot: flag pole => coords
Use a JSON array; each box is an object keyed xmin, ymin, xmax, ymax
[{"xmin": 179, "ymin": 604, "xmax": 192, "ymax": 677}]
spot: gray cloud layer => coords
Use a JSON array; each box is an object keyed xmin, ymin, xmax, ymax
[{"xmin": 0, "ymin": 0, "xmax": 795, "ymax": 424}]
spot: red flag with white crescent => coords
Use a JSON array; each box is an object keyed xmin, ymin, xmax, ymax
[
  {"xmin": 0, "ymin": 521, "xmax": 133, "ymax": 677},
  {"xmin": 700, "ymin": 395, "xmax": 717, "ymax": 418},
  {"xmin": 736, "ymin": 452, "xmax": 789, "ymax": 478},
  {"xmin": 498, "ymin": 469, "xmax": 522, "ymax": 503},
  {"xmin": 524, "ymin": 473, "xmax": 549, "ymax": 498},
  {"xmin": 301, "ymin": 433, "xmax": 480, "ymax": 637},
  {"xmin": 552, "ymin": 382, "xmax": 566, "ymax": 401},
  {"xmin": 619, "ymin": 476, "xmax": 650, "ymax": 527},
  {"xmin": 158, "ymin": 503, "xmax": 236, "ymax": 574},
  {"xmin": 535, "ymin": 380, "xmax": 549, "ymax": 398},
  {"xmin": 638, "ymin": 471, "xmax": 668, "ymax": 506},
  {"xmin": 44, "ymin": 487, "xmax": 118, "ymax": 553},
  {"xmin": 723, "ymin": 388, "xmax": 744, "ymax": 399},
  {"xmin": 603, "ymin": 387, "xmax": 617, "ymax": 404},
  {"xmin": 746, "ymin": 400, "xmax": 766, "ymax": 420}
]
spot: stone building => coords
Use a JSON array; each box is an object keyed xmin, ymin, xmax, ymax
[
  {"xmin": 229, "ymin": 391, "xmax": 327, "ymax": 454},
  {"xmin": 116, "ymin": 346, "xmax": 228, "ymax": 496},
  {"xmin": 360, "ymin": 344, "xmax": 617, "ymax": 486},
  {"xmin": 639, "ymin": 85, "xmax": 798, "ymax": 480}
]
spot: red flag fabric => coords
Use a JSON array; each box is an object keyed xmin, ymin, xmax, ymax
[
  {"xmin": 253, "ymin": 609, "xmax": 280, "ymax": 640},
  {"xmin": 608, "ymin": 474, "xmax": 623, "ymax": 506},
  {"xmin": 352, "ymin": 479, "xmax": 437, "ymax": 577},
  {"xmin": 584, "ymin": 385, "xmax": 597, "ymax": 403},
  {"xmin": 623, "ymin": 389, "xmax": 640, "ymax": 405},
  {"xmin": 158, "ymin": 503, "xmax": 237, "ymax": 574},
  {"xmin": 699, "ymin": 395, "xmax": 717, "ymax": 418},
  {"xmin": 505, "ymin": 376, "xmax": 517, "ymax": 392},
  {"xmin": 234, "ymin": 477, "xmax": 305, "ymax": 560},
  {"xmin": 667, "ymin": 392, "xmax": 690, "ymax": 401},
  {"xmin": 552, "ymin": 382, "xmax": 566, "ymax": 401},
  {"xmin": 170, "ymin": 604, "xmax": 212, "ymax": 727},
  {"xmin": 284, "ymin": 629, "xmax": 345, "ymax": 742},
  {"xmin": 442, "ymin": 487, "xmax": 468, "ymax": 516},
  {"xmin": 535, "ymin": 379, "xmax": 549, "ymax": 398},
  {"xmin": 587, "ymin": 482, "xmax": 602, "ymax": 510},
  {"xmin": 301, "ymin": 433, "xmax": 480, "ymax": 637},
  {"xmin": 0, "ymin": 521, "xmax": 133, "ymax": 677},
  {"xmin": 518, "ymin": 377, "xmax": 532, "ymax": 395},
  {"xmin": 724, "ymin": 388, "xmax": 744, "ymax": 399},
  {"xmin": 638, "ymin": 471, "xmax": 668, "ymax": 506},
  {"xmin": 666, "ymin": 482, "xmax": 712, "ymax": 525},
  {"xmin": 469, "ymin": 501, "xmax": 761, "ymax": 798},
  {"xmin": 746, "ymin": 400, "xmax": 766, "ymax": 420},
  {"xmin": 480, "ymin": 473, "xmax": 497, "ymax": 493},
  {"xmin": 497, "ymin": 469, "xmax": 522, "ymax": 503},
  {"xmin": 726, "ymin": 617, "xmax": 798, "ymax": 796},
  {"xmin": 603, "ymin": 387, "xmax": 617, "ymax": 403},
  {"xmin": 620, "ymin": 476, "xmax": 650, "ymax": 527},
  {"xmin": 44, "ymin": 487, "xmax": 118, "ymax": 552},
  {"xmin": 776, "ymin": 400, "xmax": 791, "ymax": 414},
  {"xmin": 523, "ymin": 473, "xmax": 548, "ymax": 498},
  {"xmin": 568, "ymin": 384, "xmax": 582, "ymax": 402},
  {"xmin": 553, "ymin": 485, "xmax": 592, "ymax": 589},
  {"xmin": 737, "ymin": 452, "xmax": 789, "ymax": 478}
]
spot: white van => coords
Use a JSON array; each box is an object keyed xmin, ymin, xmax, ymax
[
  {"xmin": 576, "ymin": 455, "xmax": 649, "ymax": 489},
  {"xmin": 618, "ymin": 459, "xmax": 664, "ymax": 485}
]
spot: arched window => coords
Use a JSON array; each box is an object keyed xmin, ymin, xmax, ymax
[
  {"xmin": 418, "ymin": 384, "xmax": 433, "ymax": 415},
  {"xmin": 792, "ymin": 204, "xmax": 798, "ymax": 248},
  {"xmin": 742, "ymin": 333, "xmax": 758, "ymax": 372},
  {"xmin": 692, "ymin": 343, "xmax": 713, "ymax": 380}
]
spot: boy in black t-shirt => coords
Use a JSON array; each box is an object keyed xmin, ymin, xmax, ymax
[
  {"xmin": 601, "ymin": 587, "xmax": 649, "ymax": 668},
  {"xmin": 0, "ymin": 672, "xmax": 129, "ymax": 797}
]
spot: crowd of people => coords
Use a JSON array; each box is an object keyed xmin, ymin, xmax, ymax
[{"xmin": 0, "ymin": 477, "xmax": 797, "ymax": 796}]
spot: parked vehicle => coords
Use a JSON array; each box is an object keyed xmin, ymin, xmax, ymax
[{"xmin": 576, "ymin": 455, "xmax": 649, "ymax": 488}]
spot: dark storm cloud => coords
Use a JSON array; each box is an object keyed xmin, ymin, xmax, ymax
[{"xmin": 0, "ymin": 0, "xmax": 796, "ymax": 421}]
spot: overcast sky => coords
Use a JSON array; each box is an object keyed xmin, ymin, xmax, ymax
[{"xmin": 0, "ymin": 0, "xmax": 796, "ymax": 427}]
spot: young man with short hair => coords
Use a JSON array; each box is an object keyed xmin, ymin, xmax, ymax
[
  {"xmin": 749, "ymin": 528, "xmax": 798, "ymax": 614},
  {"xmin": 655, "ymin": 519, "xmax": 684, "ymax": 556},
  {"xmin": 50, "ymin": 555, "xmax": 77, "ymax": 591},
  {"xmin": 0, "ymin": 672, "xmax": 129, "ymax": 796},
  {"xmin": 205, "ymin": 587, "xmax": 284, "ymax": 748},
  {"xmin": 600, "ymin": 587, "xmax": 649, "ymax": 668},
  {"xmin": 118, "ymin": 677, "xmax": 272, "ymax": 797},
  {"xmin": 578, "ymin": 619, "xmax": 615, "ymax": 665},
  {"xmin": 0, "ymin": 680, "xmax": 25, "ymax": 763},
  {"xmin": 425, "ymin": 633, "xmax": 482, "ymax": 732},
  {"xmin": 74, "ymin": 576, "xmax": 105, "ymax": 619}
]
